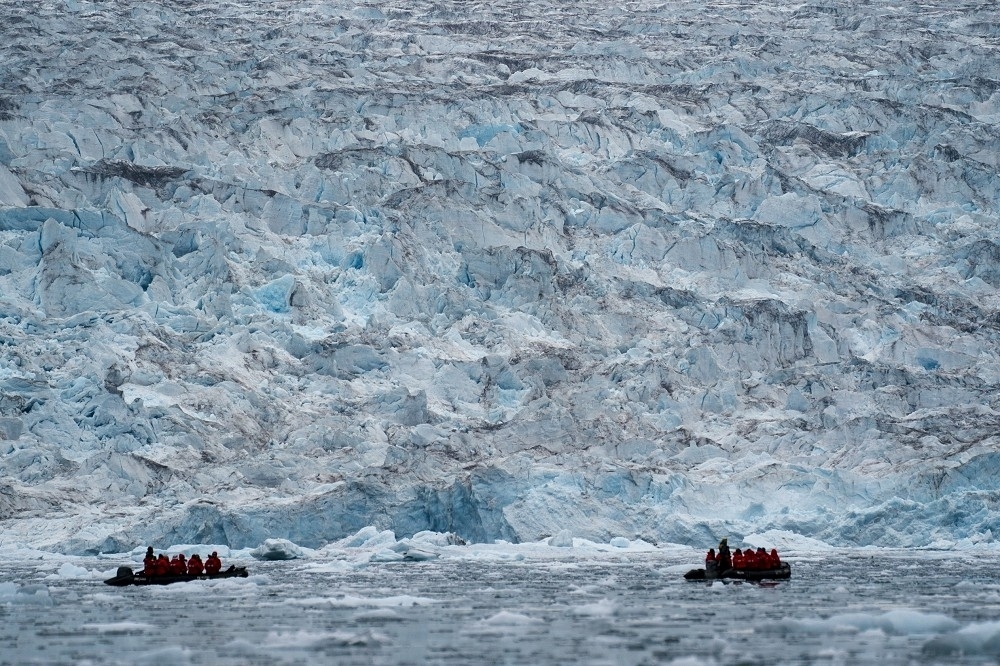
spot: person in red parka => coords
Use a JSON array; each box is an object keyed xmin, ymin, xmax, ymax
[
  {"xmin": 732, "ymin": 548, "xmax": 744, "ymax": 569},
  {"xmin": 170, "ymin": 554, "xmax": 187, "ymax": 576},
  {"xmin": 205, "ymin": 551, "xmax": 222, "ymax": 575},
  {"xmin": 756, "ymin": 547, "xmax": 767, "ymax": 569},
  {"xmin": 142, "ymin": 547, "xmax": 156, "ymax": 576},
  {"xmin": 770, "ymin": 548, "xmax": 781, "ymax": 568},
  {"xmin": 156, "ymin": 554, "xmax": 170, "ymax": 576},
  {"xmin": 745, "ymin": 548, "xmax": 757, "ymax": 570},
  {"xmin": 187, "ymin": 554, "xmax": 204, "ymax": 576},
  {"xmin": 705, "ymin": 548, "xmax": 716, "ymax": 566}
]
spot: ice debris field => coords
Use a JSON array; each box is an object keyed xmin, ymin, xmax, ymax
[
  {"xmin": 6, "ymin": 530, "xmax": 1000, "ymax": 664},
  {"xmin": 1, "ymin": 0, "xmax": 1000, "ymax": 556}
]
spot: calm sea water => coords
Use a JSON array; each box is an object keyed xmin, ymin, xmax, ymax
[{"xmin": 3, "ymin": 552, "xmax": 998, "ymax": 665}]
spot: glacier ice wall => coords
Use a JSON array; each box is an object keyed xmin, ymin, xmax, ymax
[{"xmin": 2, "ymin": 0, "xmax": 1000, "ymax": 553}]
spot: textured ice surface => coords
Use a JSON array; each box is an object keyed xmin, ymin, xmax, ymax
[
  {"xmin": 2, "ymin": 0, "xmax": 1000, "ymax": 553},
  {"xmin": 4, "ymin": 548, "xmax": 1000, "ymax": 665},
  {"xmin": 251, "ymin": 537, "xmax": 308, "ymax": 560}
]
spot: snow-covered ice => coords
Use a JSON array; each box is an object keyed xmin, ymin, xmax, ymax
[
  {"xmin": 548, "ymin": 529, "xmax": 575, "ymax": 548},
  {"xmin": 251, "ymin": 537, "xmax": 307, "ymax": 560}
]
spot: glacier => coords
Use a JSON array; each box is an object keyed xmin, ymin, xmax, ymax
[{"xmin": 1, "ymin": 0, "xmax": 1000, "ymax": 554}]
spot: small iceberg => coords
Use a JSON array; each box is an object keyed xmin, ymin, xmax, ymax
[
  {"xmin": 548, "ymin": 530, "xmax": 574, "ymax": 548},
  {"xmin": 251, "ymin": 538, "xmax": 306, "ymax": 561},
  {"xmin": 390, "ymin": 539, "xmax": 441, "ymax": 562}
]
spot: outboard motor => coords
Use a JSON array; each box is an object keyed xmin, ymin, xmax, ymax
[{"xmin": 104, "ymin": 566, "xmax": 136, "ymax": 586}]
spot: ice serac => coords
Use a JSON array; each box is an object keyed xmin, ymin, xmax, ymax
[{"xmin": 1, "ymin": 0, "xmax": 1000, "ymax": 554}]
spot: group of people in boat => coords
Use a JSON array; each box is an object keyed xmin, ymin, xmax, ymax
[
  {"xmin": 142, "ymin": 546, "xmax": 223, "ymax": 577},
  {"xmin": 705, "ymin": 538, "xmax": 781, "ymax": 572}
]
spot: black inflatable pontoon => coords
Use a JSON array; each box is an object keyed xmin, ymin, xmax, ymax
[
  {"xmin": 104, "ymin": 565, "xmax": 249, "ymax": 586},
  {"xmin": 684, "ymin": 562, "xmax": 791, "ymax": 581}
]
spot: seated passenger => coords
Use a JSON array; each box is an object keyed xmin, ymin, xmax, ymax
[
  {"xmin": 142, "ymin": 547, "xmax": 156, "ymax": 576},
  {"xmin": 756, "ymin": 547, "xmax": 768, "ymax": 569},
  {"xmin": 156, "ymin": 554, "xmax": 170, "ymax": 576},
  {"xmin": 770, "ymin": 548, "xmax": 781, "ymax": 568},
  {"xmin": 187, "ymin": 554, "xmax": 204, "ymax": 576},
  {"xmin": 170, "ymin": 554, "xmax": 187, "ymax": 576},
  {"xmin": 205, "ymin": 551, "xmax": 222, "ymax": 575},
  {"xmin": 744, "ymin": 548, "xmax": 757, "ymax": 570},
  {"xmin": 705, "ymin": 548, "xmax": 716, "ymax": 565},
  {"xmin": 732, "ymin": 548, "xmax": 744, "ymax": 570}
]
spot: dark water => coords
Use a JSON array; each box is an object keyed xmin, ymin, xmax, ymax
[{"xmin": 3, "ymin": 552, "xmax": 999, "ymax": 665}]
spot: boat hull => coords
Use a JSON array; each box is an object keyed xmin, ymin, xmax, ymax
[
  {"xmin": 104, "ymin": 565, "xmax": 249, "ymax": 586},
  {"xmin": 684, "ymin": 562, "xmax": 791, "ymax": 581}
]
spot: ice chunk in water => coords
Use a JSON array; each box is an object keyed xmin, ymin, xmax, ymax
[
  {"xmin": 251, "ymin": 538, "xmax": 306, "ymax": 561},
  {"xmin": 548, "ymin": 530, "xmax": 574, "ymax": 548}
]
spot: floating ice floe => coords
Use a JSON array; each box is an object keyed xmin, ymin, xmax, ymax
[
  {"xmin": 81, "ymin": 622, "xmax": 155, "ymax": 634},
  {"xmin": 392, "ymin": 543, "xmax": 440, "ymax": 562},
  {"xmin": 287, "ymin": 594, "xmax": 436, "ymax": 609},
  {"xmin": 480, "ymin": 611, "xmax": 535, "ymax": 626},
  {"xmin": 470, "ymin": 611, "xmax": 538, "ymax": 634},
  {"xmin": 251, "ymin": 538, "xmax": 307, "ymax": 561},
  {"xmin": 924, "ymin": 620, "xmax": 1000, "ymax": 658},
  {"xmin": 261, "ymin": 629, "xmax": 388, "ymax": 648},
  {"xmin": 46, "ymin": 562, "xmax": 94, "ymax": 580},
  {"xmin": 369, "ymin": 549, "xmax": 406, "ymax": 563},
  {"xmin": 767, "ymin": 609, "xmax": 960, "ymax": 636},
  {"xmin": 0, "ymin": 582, "xmax": 52, "ymax": 606},
  {"xmin": 340, "ymin": 527, "xmax": 398, "ymax": 550},
  {"xmin": 571, "ymin": 599, "xmax": 616, "ymax": 618},
  {"xmin": 548, "ymin": 530, "xmax": 574, "ymax": 548}
]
